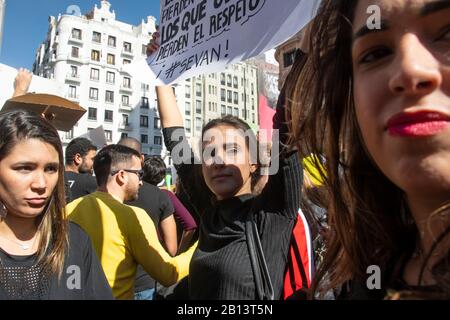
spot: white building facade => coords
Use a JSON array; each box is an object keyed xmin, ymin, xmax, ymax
[{"xmin": 33, "ymin": 1, "xmax": 162, "ymax": 155}]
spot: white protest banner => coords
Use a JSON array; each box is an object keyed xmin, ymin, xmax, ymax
[{"xmin": 143, "ymin": 0, "xmax": 321, "ymax": 85}]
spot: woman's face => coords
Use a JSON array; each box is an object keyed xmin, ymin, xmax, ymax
[
  {"xmin": 0, "ymin": 138, "xmax": 60, "ymax": 219},
  {"xmin": 352, "ymin": 0, "xmax": 450, "ymax": 204},
  {"xmin": 202, "ymin": 124, "xmax": 257, "ymax": 200}
]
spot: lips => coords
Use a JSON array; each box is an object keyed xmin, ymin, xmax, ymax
[
  {"xmin": 387, "ymin": 111, "xmax": 450, "ymax": 137},
  {"xmin": 212, "ymin": 174, "xmax": 232, "ymax": 181},
  {"xmin": 25, "ymin": 198, "xmax": 47, "ymax": 206}
]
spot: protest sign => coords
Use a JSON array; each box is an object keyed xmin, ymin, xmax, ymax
[{"xmin": 137, "ymin": 0, "xmax": 321, "ymax": 85}]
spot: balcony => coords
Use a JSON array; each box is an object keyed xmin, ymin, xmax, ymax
[
  {"xmin": 66, "ymin": 93, "xmax": 80, "ymax": 103},
  {"xmin": 120, "ymin": 84, "xmax": 133, "ymax": 93},
  {"xmin": 66, "ymin": 73, "xmax": 81, "ymax": 83},
  {"xmin": 119, "ymin": 122, "xmax": 133, "ymax": 131},
  {"xmin": 119, "ymin": 103, "xmax": 133, "ymax": 112},
  {"xmin": 67, "ymin": 54, "xmax": 85, "ymax": 64},
  {"xmin": 69, "ymin": 35, "xmax": 84, "ymax": 46},
  {"xmin": 121, "ymin": 48, "xmax": 134, "ymax": 58}
]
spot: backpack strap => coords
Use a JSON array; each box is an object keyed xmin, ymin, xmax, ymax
[{"xmin": 245, "ymin": 211, "xmax": 274, "ymax": 300}]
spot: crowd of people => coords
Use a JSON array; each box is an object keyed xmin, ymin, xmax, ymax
[{"xmin": 0, "ymin": 0, "xmax": 448, "ymax": 300}]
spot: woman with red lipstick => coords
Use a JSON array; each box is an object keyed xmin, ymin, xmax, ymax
[
  {"xmin": 0, "ymin": 110, "xmax": 113, "ymax": 300},
  {"xmin": 290, "ymin": 0, "xmax": 450, "ymax": 299}
]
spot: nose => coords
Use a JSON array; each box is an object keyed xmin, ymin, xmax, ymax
[
  {"xmin": 30, "ymin": 171, "xmax": 47, "ymax": 193},
  {"xmin": 389, "ymin": 33, "xmax": 442, "ymax": 96}
]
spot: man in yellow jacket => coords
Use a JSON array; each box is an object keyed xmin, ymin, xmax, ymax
[{"xmin": 67, "ymin": 144, "xmax": 196, "ymax": 300}]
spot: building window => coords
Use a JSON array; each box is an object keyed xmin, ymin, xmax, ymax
[
  {"xmin": 122, "ymin": 114, "xmax": 129, "ymax": 125},
  {"xmin": 121, "ymin": 133, "xmax": 128, "ymax": 139},
  {"xmin": 108, "ymin": 36, "xmax": 116, "ymax": 47},
  {"xmin": 195, "ymin": 101, "xmax": 202, "ymax": 114},
  {"xmin": 92, "ymin": 31, "xmax": 101, "ymax": 43},
  {"xmin": 123, "ymin": 42, "xmax": 132, "ymax": 53},
  {"xmin": 185, "ymin": 119, "xmax": 191, "ymax": 133},
  {"xmin": 233, "ymin": 76, "xmax": 238, "ymax": 88},
  {"xmin": 195, "ymin": 83, "xmax": 202, "ymax": 97},
  {"xmin": 221, "ymin": 105, "xmax": 226, "ymax": 115},
  {"xmin": 90, "ymin": 68, "xmax": 100, "ymax": 81},
  {"xmin": 65, "ymin": 129, "xmax": 74, "ymax": 140},
  {"xmin": 69, "ymin": 85, "xmax": 77, "ymax": 98},
  {"xmin": 220, "ymin": 88, "xmax": 226, "ymax": 102},
  {"xmin": 154, "ymin": 117, "xmax": 161, "ymax": 129},
  {"xmin": 106, "ymin": 71, "xmax": 115, "ymax": 84},
  {"xmin": 227, "ymin": 106, "xmax": 232, "ymax": 115},
  {"xmin": 89, "ymin": 88, "xmax": 98, "ymax": 100},
  {"xmin": 122, "ymin": 95, "xmax": 130, "ymax": 106},
  {"xmin": 141, "ymin": 134, "xmax": 148, "ymax": 144},
  {"xmin": 233, "ymin": 107, "xmax": 239, "ymax": 117},
  {"xmin": 141, "ymin": 83, "xmax": 149, "ymax": 91},
  {"xmin": 71, "ymin": 47, "xmax": 79, "ymax": 58},
  {"xmin": 251, "ymin": 83, "xmax": 255, "ymax": 95},
  {"xmin": 105, "ymin": 130, "xmax": 112, "ymax": 142},
  {"xmin": 220, "ymin": 73, "xmax": 225, "ymax": 85},
  {"xmin": 233, "ymin": 92, "xmax": 239, "ymax": 105},
  {"xmin": 141, "ymin": 97, "xmax": 149, "ymax": 109},
  {"xmin": 252, "ymin": 113, "xmax": 255, "ymax": 123},
  {"xmin": 195, "ymin": 117, "xmax": 202, "ymax": 132},
  {"xmin": 142, "ymin": 44, "xmax": 147, "ymax": 55},
  {"xmin": 123, "ymin": 59, "xmax": 131, "ymax": 65},
  {"xmin": 107, "ymin": 54, "xmax": 115, "ymax": 65},
  {"xmin": 91, "ymin": 50, "xmax": 100, "ymax": 62},
  {"xmin": 123, "ymin": 77, "xmax": 131, "ymax": 88},
  {"xmin": 227, "ymin": 74, "xmax": 232, "ymax": 87},
  {"xmin": 104, "ymin": 110, "xmax": 113, "ymax": 122},
  {"xmin": 105, "ymin": 91, "xmax": 114, "ymax": 103},
  {"xmin": 283, "ymin": 50, "xmax": 297, "ymax": 68},
  {"xmin": 72, "ymin": 28, "xmax": 82, "ymax": 40},
  {"xmin": 154, "ymin": 136, "xmax": 162, "ymax": 145},
  {"xmin": 88, "ymin": 107, "xmax": 97, "ymax": 120},
  {"xmin": 227, "ymin": 90, "xmax": 232, "ymax": 103},
  {"xmin": 185, "ymin": 85, "xmax": 191, "ymax": 98},
  {"xmin": 140, "ymin": 116, "xmax": 149, "ymax": 128},
  {"xmin": 70, "ymin": 66, "xmax": 78, "ymax": 77},
  {"xmin": 252, "ymin": 98, "xmax": 255, "ymax": 110}
]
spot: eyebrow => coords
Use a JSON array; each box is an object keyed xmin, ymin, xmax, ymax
[
  {"xmin": 421, "ymin": 0, "xmax": 450, "ymax": 16},
  {"xmin": 353, "ymin": 20, "xmax": 390, "ymax": 43}
]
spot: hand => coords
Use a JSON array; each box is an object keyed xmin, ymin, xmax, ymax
[
  {"xmin": 146, "ymin": 32, "xmax": 160, "ymax": 58},
  {"xmin": 13, "ymin": 68, "xmax": 32, "ymax": 97}
]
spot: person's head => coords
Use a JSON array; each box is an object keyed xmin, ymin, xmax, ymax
[
  {"xmin": 142, "ymin": 156, "xmax": 166, "ymax": 186},
  {"xmin": 117, "ymin": 137, "xmax": 144, "ymax": 163},
  {"xmin": 291, "ymin": 0, "xmax": 450, "ymax": 297},
  {"xmin": 65, "ymin": 137, "xmax": 97, "ymax": 174},
  {"xmin": 94, "ymin": 144, "xmax": 143, "ymax": 202},
  {"xmin": 201, "ymin": 115, "xmax": 260, "ymax": 201},
  {"xmin": 0, "ymin": 110, "xmax": 68, "ymax": 276}
]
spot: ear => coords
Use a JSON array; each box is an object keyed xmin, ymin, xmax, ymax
[
  {"xmin": 74, "ymin": 153, "xmax": 83, "ymax": 166},
  {"xmin": 250, "ymin": 163, "xmax": 258, "ymax": 174},
  {"xmin": 115, "ymin": 170, "xmax": 127, "ymax": 186}
]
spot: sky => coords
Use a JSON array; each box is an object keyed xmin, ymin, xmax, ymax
[{"xmin": 0, "ymin": 0, "xmax": 161, "ymax": 69}]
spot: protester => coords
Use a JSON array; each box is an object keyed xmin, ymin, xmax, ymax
[
  {"xmin": 66, "ymin": 144, "xmax": 196, "ymax": 300},
  {"xmin": 64, "ymin": 137, "xmax": 98, "ymax": 203},
  {"xmin": 290, "ymin": 0, "xmax": 450, "ymax": 299},
  {"xmin": 0, "ymin": 110, "xmax": 113, "ymax": 300},
  {"xmin": 118, "ymin": 138, "xmax": 178, "ymax": 300}
]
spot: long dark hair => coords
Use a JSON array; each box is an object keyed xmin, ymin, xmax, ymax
[
  {"xmin": 0, "ymin": 110, "xmax": 68, "ymax": 277},
  {"xmin": 289, "ymin": 0, "xmax": 449, "ymax": 299}
]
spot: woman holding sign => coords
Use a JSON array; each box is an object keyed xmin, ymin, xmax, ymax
[
  {"xmin": 149, "ymin": 35, "xmax": 302, "ymax": 300},
  {"xmin": 290, "ymin": 0, "xmax": 450, "ymax": 299}
]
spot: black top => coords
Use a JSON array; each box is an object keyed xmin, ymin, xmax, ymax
[
  {"xmin": 163, "ymin": 118, "xmax": 302, "ymax": 299},
  {"xmin": 64, "ymin": 171, "xmax": 97, "ymax": 203},
  {"xmin": 0, "ymin": 222, "xmax": 113, "ymax": 300},
  {"xmin": 127, "ymin": 182, "xmax": 174, "ymax": 293}
]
